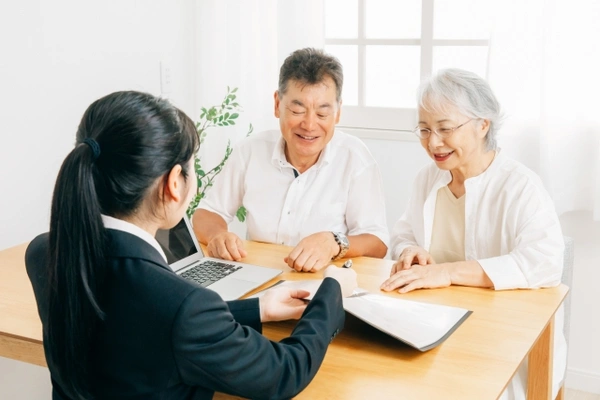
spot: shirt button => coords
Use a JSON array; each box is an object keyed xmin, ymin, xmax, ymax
[{"xmin": 287, "ymin": 211, "xmax": 291, "ymax": 215}]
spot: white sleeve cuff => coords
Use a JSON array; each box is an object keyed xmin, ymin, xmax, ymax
[{"xmin": 477, "ymin": 255, "xmax": 530, "ymax": 291}]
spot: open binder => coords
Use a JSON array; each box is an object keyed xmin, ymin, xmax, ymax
[{"xmin": 251, "ymin": 279, "xmax": 472, "ymax": 352}]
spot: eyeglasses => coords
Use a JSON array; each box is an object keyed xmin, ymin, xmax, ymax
[{"xmin": 413, "ymin": 118, "xmax": 474, "ymax": 140}]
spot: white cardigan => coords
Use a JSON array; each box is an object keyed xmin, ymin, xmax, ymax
[
  {"xmin": 390, "ymin": 150, "xmax": 566, "ymax": 399},
  {"xmin": 391, "ymin": 150, "xmax": 564, "ymax": 290}
]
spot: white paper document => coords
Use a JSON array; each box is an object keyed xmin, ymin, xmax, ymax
[
  {"xmin": 250, "ymin": 279, "xmax": 472, "ymax": 351},
  {"xmin": 342, "ymin": 292, "xmax": 471, "ymax": 351}
]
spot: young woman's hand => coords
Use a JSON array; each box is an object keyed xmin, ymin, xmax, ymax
[
  {"xmin": 259, "ymin": 287, "xmax": 310, "ymax": 322},
  {"xmin": 323, "ymin": 265, "xmax": 358, "ymax": 297}
]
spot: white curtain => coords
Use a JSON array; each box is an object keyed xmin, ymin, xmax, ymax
[
  {"xmin": 487, "ymin": 0, "xmax": 600, "ymax": 220},
  {"xmin": 194, "ymin": 0, "xmax": 324, "ymax": 170}
]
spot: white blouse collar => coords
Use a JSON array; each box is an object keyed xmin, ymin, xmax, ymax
[{"xmin": 101, "ymin": 215, "xmax": 168, "ymax": 263}]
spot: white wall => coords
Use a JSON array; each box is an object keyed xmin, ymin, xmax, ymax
[
  {"xmin": 0, "ymin": 0, "xmax": 196, "ymax": 398},
  {"xmin": 0, "ymin": 0, "xmax": 197, "ymax": 251}
]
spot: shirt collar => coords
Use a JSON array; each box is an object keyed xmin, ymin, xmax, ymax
[
  {"xmin": 101, "ymin": 215, "xmax": 168, "ymax": 263},
  {"xmin": 271, "ymin": 132, "xmax": 335, "ymax": 172}
]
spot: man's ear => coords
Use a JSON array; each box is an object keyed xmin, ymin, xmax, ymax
[
  {"xmin": 335, "ymin": 99, "xmax": 342, "ymax": 124},
  {"xmin": 274, "ymin": 90, "xmax": 281, "ymax": 118},
  {"xmin": 164, "ymin": 164, "xmax": 184, "ymax": 203}
]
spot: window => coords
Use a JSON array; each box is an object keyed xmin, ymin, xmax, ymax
[{"xmin": 324, "ymin": 0, "xmax": 494, "ymax": 132}]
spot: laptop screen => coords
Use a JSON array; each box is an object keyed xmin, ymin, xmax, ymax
[{"xmin": 155, "ymin": 217, "xmax": 203, "ymax": 269}]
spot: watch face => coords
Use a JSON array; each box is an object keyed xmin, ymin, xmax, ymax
[
  {"xmin": 333, "ymin": 232, "xmax": 349, "ymax": 260},
  {"xmin": 338, "ymin": 233, "xmax": 349, "ymax": 248}
]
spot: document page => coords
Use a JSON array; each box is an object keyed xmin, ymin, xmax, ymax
[{"xmin": 343, "ymin": 293, "xmax": 471, "ymax": 351}]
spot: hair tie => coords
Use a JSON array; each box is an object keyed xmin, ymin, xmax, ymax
[{"xmin": 83, "ymin": 138, "xmax": 101, "ymax": 160}]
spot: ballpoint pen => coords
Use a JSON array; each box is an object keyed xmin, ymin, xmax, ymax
[{"xmin": 342, "ymin": 259, "xmax": 353, "ymax": 268}]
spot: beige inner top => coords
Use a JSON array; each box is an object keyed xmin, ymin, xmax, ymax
[{"xmin": 429, "ymin": 185, "xmax": 466, "ymax": 264}]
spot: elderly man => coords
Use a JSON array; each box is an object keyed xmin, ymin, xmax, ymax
[{"xmin": 193, "ymin": 48, "xmax": 388, "ymax": 272}]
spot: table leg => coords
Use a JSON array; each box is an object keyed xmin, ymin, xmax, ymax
[{"xmin": 527, "ymin": 317, "xmax": 554, "ymax": 400}]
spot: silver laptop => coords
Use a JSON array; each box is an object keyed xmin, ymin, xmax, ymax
[{"xmin": 155, "ymin": 216, "xmax": 281, "ymax": 300}]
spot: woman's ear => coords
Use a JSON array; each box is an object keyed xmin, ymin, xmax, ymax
[
  {"xmin": 479, "ymin": 119, "xmax": 491, "ymax": 137},
  {"xmin": 163, "ymin": 164, "xmax": 184, "ymax": 203}
]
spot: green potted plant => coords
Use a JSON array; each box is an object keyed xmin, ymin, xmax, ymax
[{"xmin": 186, "ymin": 87, "xmax": 252, "ymax": 221}]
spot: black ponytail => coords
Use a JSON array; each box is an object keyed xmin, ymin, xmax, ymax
[
  {"xmin": 46, "ymin": 91, "xmax": 198, "ymax": 399},
  {"xmin": 48, "ymin": 144, "xmax": 106, "ymax": 399}
]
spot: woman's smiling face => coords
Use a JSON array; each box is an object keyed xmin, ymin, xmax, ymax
[{"xmin": 418, "ymin": 103, "xmax": 489, "ymax": 174}]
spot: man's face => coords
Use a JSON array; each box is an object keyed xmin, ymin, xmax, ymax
[{"xmin": 274, "ymin": 76, "xmax": 341, "ymax": 170}]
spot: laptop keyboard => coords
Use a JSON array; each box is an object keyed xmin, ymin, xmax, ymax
[{"xmin": 180, "ymin": 260, "xmax": 242, "ymax": 287}]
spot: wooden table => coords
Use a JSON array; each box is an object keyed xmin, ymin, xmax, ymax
[{"xmin": 0, "ymin": 241, "xmax": 567, "ymax": 399}]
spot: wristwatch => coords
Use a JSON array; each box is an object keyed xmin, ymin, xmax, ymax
[{"xmin": 331, "ymin": 232, "xmax": 350, "ymax": 260}]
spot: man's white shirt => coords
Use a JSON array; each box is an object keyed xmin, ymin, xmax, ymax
[{"xmin": 199, "ymin": 129, "xmax": 389, "ymax": 247}]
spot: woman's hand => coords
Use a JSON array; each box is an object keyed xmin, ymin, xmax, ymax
[
  {"xmin": 391, "ymin": 246, "xmax": 435, "ymax": 275},
  {"xmin": 259, "ymin": 287, "xmax": 310, "ymax": 322},
  {"xmin": 380, "ymin": 263, "xmax": 451, "ymax": 293},
  {"xmin": 323, "ymin": 265, "xmax": 358, "ymax": 297}
]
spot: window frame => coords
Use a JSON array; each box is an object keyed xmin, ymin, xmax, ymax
[{"xmin": 324, "ymin": 0, "xmax": 490, "ymax": 134}]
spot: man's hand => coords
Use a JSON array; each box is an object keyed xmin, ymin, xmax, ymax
[
  {"xmin": 206, "ymin": 232, "xmax": 247, "ymax": 261},
  {"xmin": 390, "ymin": 246, "xmax": 435, "ymax": 275},
  {"xmin": 259, "ymin": 287, "xmax": 311, "ymax": 322},
  {"xmin": 284, "ymin": 231, "xmax": 340, "ymax": 272}
]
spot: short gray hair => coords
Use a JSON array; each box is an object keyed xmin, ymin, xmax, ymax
[
  {"xmin": 417, "ymin": 68, "xmax": 503, "ymax": 150},
  {"xmin": 278, "ymin": 48, "xmax": 343, "ymax": 103}
]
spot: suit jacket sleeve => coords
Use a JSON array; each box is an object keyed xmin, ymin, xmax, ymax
[
  {"xmin": 226, "ymin": 298, "xmax": 262, "ymax": 333},
  {"xmin": 172, "ymin": 277, "xmax": 344, "ymax": 400}
]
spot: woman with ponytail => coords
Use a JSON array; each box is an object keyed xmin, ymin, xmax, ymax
[{"xmin": 25, "ymin": 91, "xmax": 354, "ymax": 400}]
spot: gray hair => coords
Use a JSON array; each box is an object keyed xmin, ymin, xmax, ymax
[
  {"xmin": 278, "ymin": 48, "xmax": 344, "ymax": 103},
  {"xmin": 417, "ymin": 68, "xmax": 503, "ymax": 150}
]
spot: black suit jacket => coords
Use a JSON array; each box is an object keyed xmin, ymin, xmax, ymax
[{"xmin": 25, "ymin": 230, "xmax": 345, "ymax": 400}]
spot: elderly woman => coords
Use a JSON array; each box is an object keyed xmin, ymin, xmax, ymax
[{"xmin": 381, "ymin": 69, "xmax": 566, "ymax": 399}]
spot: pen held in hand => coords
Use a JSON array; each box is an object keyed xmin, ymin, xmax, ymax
[{"xmin": 342, "ymin": 259, "xmax": 353, "ymax": 268}]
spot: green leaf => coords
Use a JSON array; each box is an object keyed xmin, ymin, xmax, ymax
[
  {"xmin": 189, "ymin": 87, "xmax": 253, "ymax": 215},
  {"xmin": 236, "ymin": 206, "xmax": 247, "ymax": 222}
]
